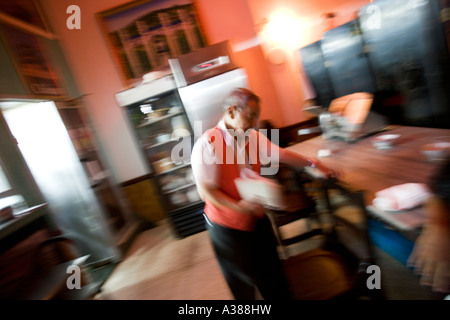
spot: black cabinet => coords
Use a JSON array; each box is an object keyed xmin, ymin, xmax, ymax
[
  {"xmin": 321, "ymin": 20, "xmax": 376, "ymax": 97},
  {"xmin": 298, "ymin": 0, "xmax": 450, "ymax": 128},
  {"xmin": 299, "ymin": 41, "xmax": 335, "ymax": 108},
  {"xmin": 358, "ymin": 0, "xmax": 450, "ymax": 127}
]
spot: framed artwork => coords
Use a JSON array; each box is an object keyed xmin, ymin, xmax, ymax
[
  {"xmin": 0, "ymin": 24, "xmax": 63, "ymax": 97},
  {"xmin": 98, "ymin": 0, "xmax": 207, "ymax": 87}
]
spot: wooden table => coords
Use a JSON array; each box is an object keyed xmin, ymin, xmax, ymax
[{"xmin": 287, "ymin": 125, "xmax": 450, "ymax": 240}]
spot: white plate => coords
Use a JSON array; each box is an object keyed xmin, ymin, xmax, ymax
[
  {"xmin": 372, "ymin": 134, "xmax": 400, "ymax": 142},
  {"xmin": 372, "ymin": 197, "xmax": 423, "ymax": 212},
  {"xmin": 421, "ymin": 142, "xmax": 450, "ymax": 161},
  {"xmin": 371, "ymin": 134, "xmax": 400, "ymax": 149}
]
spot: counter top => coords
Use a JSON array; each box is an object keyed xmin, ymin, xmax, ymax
[
  {"xmin": 287, "ymin": 125, "xmax": 450, "ymax": 238},
  {"xmin": 0, "ymin": 203, "xmax": 48, "ymax": 253}
]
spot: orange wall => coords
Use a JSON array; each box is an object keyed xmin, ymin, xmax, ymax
[
  {"xmin": 247, "ymin": 0, "xmax": 371, "ymax": 126},
  {"xmin": 38, "ymin": 0, "xmax": 372, "ymax": 182},
  {"xmin": 39, "ymin": 0, "xmax": 149, "ymax": 183},
  {"xmin": 194, "ymin": 0, "xmax": 284, "ymax": 127}
]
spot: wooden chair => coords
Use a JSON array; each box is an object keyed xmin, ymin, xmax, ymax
[
  {"xmin": 266, "ymin": 169, "xmax": 385, "ymax": 300},
  {"xmin": 264, "ymin": 164, "xmax": 324, "ymax": 259}
]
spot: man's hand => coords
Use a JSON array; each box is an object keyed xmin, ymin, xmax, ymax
[
  {"xmin": 407, "ymin": 197, "xmax": 450, "ymax": 294},
  {"xmin": 408, "ymin": 226, "xmax": 450, "ymax": 293},
  {"xmin": 238, "ymin": 199, "xmax": 266, "ymax": 218},
  {"xmin": 311, "ymin": 160, "xmax": 341, "ymax": 180}
]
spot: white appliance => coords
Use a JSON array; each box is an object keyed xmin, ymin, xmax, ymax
[
  {"xmin": 169, "ymin": 41, "xmax": 249, "ymax": 140},
  {"xmin": 177, "ymin": 68, "xmax": 248, "ymax": 139}
]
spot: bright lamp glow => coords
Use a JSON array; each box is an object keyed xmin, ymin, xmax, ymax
[{"xmin": 262, "ymin": 9, "xmax": 303, "ymax": 50}]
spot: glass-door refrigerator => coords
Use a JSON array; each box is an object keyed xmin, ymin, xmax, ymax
[{"xmin": 115, "ymin": 75, "xmax": 206, "ymax": 238}]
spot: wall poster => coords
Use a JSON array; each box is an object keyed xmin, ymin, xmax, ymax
[{"xmin": 98, "ymin": 0, "xmax": 207, "ymax": 87}]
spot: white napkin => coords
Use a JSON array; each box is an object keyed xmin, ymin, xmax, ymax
[
  {"xmin": 372, "ymin": 183, "xmax": 432, "ymax": 211},
  {"xmin": 235, "ymin": 168, "xmax": 285, "ymax": 209}
]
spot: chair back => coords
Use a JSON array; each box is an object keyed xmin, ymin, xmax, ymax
[{"xmin": 276, "ymin": 172, "xmax": 384, "ymax": 299}]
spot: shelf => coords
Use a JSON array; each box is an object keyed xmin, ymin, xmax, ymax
[
  {"xmin": 169, "ymin": 200, "xmax": 205, "ymax": 215},
  {"xmin": 79, "ymin": 148, "xmax": 98, "ymax": 161},
  {"xmin": 168, "ymin": 201, "xmax": 206, "ymax": 238},
  {"xmin": 54, "ymin": 102, "xmax": 81, "ymax": 110},
  {"xmin": 115, "ymin": 75, "xmax": 177, "ymax": 106},
  {"xmin": 161, "ymin": 182, "xmax": 196, "ymax": 195},
  {"xmin": 90, "ymin": 176, "xmax": 109, "ymax": 189},
  {"xmin": 0, "ymin": 12, "xmax": 56, "ymax": 40},
  {"xmin": 153, "ymin": 163, "xmax": 191, "ymax": 176},
  {"xmin": 143, "ymin": 134, "xmax": 192, "ymax": 150},
  {"xmin": 137, "ymin": 111, "xmax": 184, "ymax": 128}
]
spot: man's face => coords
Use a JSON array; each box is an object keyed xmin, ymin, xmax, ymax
[{"xmin": 232, "ymin": 99, "xmax": 261, "ymax": 132}]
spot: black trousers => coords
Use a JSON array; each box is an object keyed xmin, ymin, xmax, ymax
[{"xmin": 205, "ymin": 214, "xmax": 292, "ymax": 300}]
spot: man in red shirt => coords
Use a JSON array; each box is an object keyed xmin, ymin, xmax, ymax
[{"xmin": 191, "ymin": 88, "xmax": 335, "ymax": 300}]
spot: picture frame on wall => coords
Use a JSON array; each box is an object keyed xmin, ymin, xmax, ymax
[
  {"xmin": 97, "ymin": 0, "xmax": 207, "ymax": 87},
  {"xmin": 0, "ymin": 24, "xmax": 63, "ymax": 97}
]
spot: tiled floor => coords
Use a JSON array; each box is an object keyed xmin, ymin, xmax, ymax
[
  {"xmin": 96, "ymin": 220, "xmax": 232, "ymax": 300},
  {"xmin": 95, "ymin": 219, "xmax": 444, "ymax": 300}
]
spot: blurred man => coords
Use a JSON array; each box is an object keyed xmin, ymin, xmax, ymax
[{"xmin": 191, "ymin": 88, "xmax": 335, "ymax": 300}]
